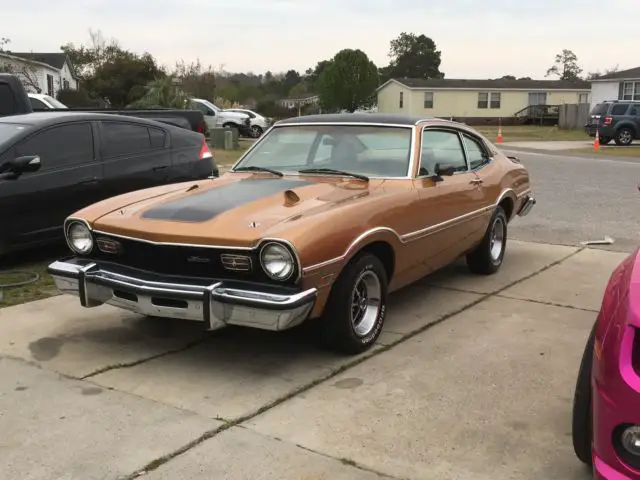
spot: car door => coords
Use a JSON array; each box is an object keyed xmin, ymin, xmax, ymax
[
  {"xmin": 192, "ymin": 100, "xmax": 218, "ymax": 130},
  {"xmin": 1, "ymin": 121, "xmax": 102, "ymax": 248},
  {"xmin": 629, "ymin": 104, "xmax": 640, "ymax": 134},
  {"xmin": 98, "ymin": 120, "xmax": 171, "ymax": 199},
  {"xmin": 413, "ymin": 127, "xmax": 488, "ymax": 270}
]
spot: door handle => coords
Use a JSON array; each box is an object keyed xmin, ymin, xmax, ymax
[
  {"xmin": 79, "ymin": 176, "xmax": 98, "ymax": 185},
  {"xmin": 470, "ymin": 178, "xmax": 483, "ymax": 185},
  {"xmin": 153, "ymin": 165, "xmax": 168, "ymax": 171}
]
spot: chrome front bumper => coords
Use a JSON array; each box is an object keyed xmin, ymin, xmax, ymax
[
  {"xmin": 47, "ymin": 259, "xmax": 317, "ymax": 332},
  {"xmin": 517, "ymin": 193, "xmax": 536, "ymax": 217}
]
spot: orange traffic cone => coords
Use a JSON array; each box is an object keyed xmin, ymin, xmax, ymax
[
  {"xmin": 496, "ymin": 125, "xmax": 503, "ymax": 144},
  {"xmin": 594, "ymin": 129, "xmax": 600, "ymax": 152}
]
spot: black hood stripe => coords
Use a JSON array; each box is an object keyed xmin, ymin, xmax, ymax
[{"xmin": 141, "ymin": 178, "xmax": 314, "ymax": 222}]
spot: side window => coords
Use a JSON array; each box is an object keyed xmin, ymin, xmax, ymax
[
  {"xmin": 421, "ymin": 130, "xmax": 467, "ymax": 175},
  {"xmin": 0, "ymin": 83, "xmax": 17, "ymax": 116},
  {"xmin": 29, "ymin": 97, "xmax": 47, "ymax": 110},
  {"xmin": 15, "ymin": 123, "xmax": 94, "ymax": 170},
  {"xmin": 462, "ymin": 134, "xmax": 489, "ymax": 170},
  {"xmin": 193, "ymin": 102, "xmax": 213, "ymax": 116},
  {"xmin": 101, "ymin": 122, "xmax": 152, "ymax": 158},
  {"xmin": 611, "ymin": 104, "xmax": 630, "ymax": 116},
  {"xmin": 629, "ymin": 106, "xmax": 639, "ymax": 116},
  {"xmin": 148, "ymin": 127, "xmax": 167, "ymax": 149}
]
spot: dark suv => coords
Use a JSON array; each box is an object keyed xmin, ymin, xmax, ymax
[{"xmin": 584, "ymin": 100, "xmax": 640, "ymax": 145}]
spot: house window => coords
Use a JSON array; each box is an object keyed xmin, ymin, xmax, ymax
[
  {"xmin": 423, "ymin": 92, "xmax": 434, "ymax": 109},
  {"xmin": 63, "ymin": 79, "xmax": 70, "ymax": 90},
  {"xmin": 46, "ymin": 74, "xmax": 54, "ymax": 96},
  {"xmin": 528, "ymin": 92, "xmax": 547, "ymax": 105},
  {"xmin": 399, "ymin": 91, "xmax": 404, "ymax": 109},
  {"xmin": 478, "ymin": 92, "xmax": 488, "ymax": 109},
  {"xmin": 621, "ymin": 82, "xmax": 640, "ymax": 101},
  {"xmin": 578, "ymin": 93, "xmax": 589, "ymax": 103},
  {"xmin": 490, "ymin": 92, "xmax": 501, "ymax": 109}
]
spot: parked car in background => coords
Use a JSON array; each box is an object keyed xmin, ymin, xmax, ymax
[
  {"xmin": 190, "ymin": 98, "xmax": 252, "ymax": 137},
  {"xmin": 47, "ymin": 113, "xmax": 535, "ymax": 355},
  {"xmin": 0, "ymin": 73, "xmax": 208, "ymax": 135},
  {"xmin": 0, "ymin": 112, "xmax": 217, "ymax": 256},
  {"xmin": 585, "ymin": 100, "xmax": 640, "ymax": 145},
  {"xmin": 27, "ymin": 93, "xmax": 68, "ymax": 110},
  {"xmin": 572, "ymin": 208, "xmax": 640, "ymax": 478},
  {"xmin": 224, "ymin": 108, "xmax": 270, "ymax": 137}
]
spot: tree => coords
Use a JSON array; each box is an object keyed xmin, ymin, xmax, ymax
[
  {"xmin": 0, "ymin": 37, "xmax": 9, "ymax": 52},
  {"xmin": 385, "ymin": 32, "xmax": 444, "ymax": 79},
  {"xmin": 316, "ymin": 49, "xmax": 379, "ymax": 113},
  {"xmin": 0, "ymin": 62, "xmax": 42, "ymax": 92},
  {"xmin": 173, "ymin": 59, "xmax": 216, "ymax": 99},
  {"xmin": 586, "ymin": 65, "xmax": 619, "ymax": 80},
  {"xmin": 546, "ymin": 49, "xmax": 583, "ymax": 81},
  {"xmin": 128, "ymin": 76, "xmax": 190, "ymax": 108}
]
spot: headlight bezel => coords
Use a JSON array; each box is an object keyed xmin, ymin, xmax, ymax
[
  {"xmin": 259, "ymin": 240, "xmax": 298, "ymax": 282},
  {"xmin": 64, "ymin": 218, "xmax": 94, "ymax": 255}
]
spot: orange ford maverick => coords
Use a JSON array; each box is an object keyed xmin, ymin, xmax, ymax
[{"xmin": 48, "ymin": 114, "xmax": 535, "ymax": 354}]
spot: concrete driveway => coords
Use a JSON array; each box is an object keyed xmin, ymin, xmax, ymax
[{"xmin": 0, "ymin": 240, "xmax": 630, "ymax": 479}]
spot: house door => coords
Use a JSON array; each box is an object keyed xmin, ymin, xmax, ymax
[{"xmin": 528, "ymin": 92, "xmax": 547, "ymax": 105}]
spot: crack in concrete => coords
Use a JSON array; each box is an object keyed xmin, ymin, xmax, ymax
[
  {"xmin": 120, "ymin": 246, "xmax": 586, "ymax": 478},
  {"xmin": 494, "ymin": 294, "xmax": 599, "ymax": 313},
  {"xmin": 80, "ymin": 337, "xmax": 209, "ymax": 380}
]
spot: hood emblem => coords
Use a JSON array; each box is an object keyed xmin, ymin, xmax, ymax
[
  {"xmin": 118, "ymin": 209, "xmax": 126, "ymax": 215},
  {"xmin": 248, "ymin": 221, "xmax": 260, "ymax": 228}
]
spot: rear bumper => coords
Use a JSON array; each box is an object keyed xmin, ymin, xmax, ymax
[
  {"xmin": 517, "ymin": 193, "xmax": 536, "ymax": 217},
  {"xmin": 47, "ymin": 258, "xmax": 317, "ymax": 331}
]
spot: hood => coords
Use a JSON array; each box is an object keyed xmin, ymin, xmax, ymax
[{"xmin": 90, "ymin": 174, "xmax": 377, "ymax": 247}]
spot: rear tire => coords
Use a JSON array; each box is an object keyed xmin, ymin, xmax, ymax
[
  {"xmin": 614, "ymin": 127, "xmax": 634, "ymax": 146},
  {"xmin": 572, "ymin": 320, "xmax": 596, "ymax": 466},
  {"xmin": 466, "ymin": 206, "xmax": 507, "ymax": 275},
  {"xmin": 319, "ymin": 252, "xmax": 388, "ymax": 355},
  {"xmin": 250, "ymin": 125, "xmax": 263, "ymax": 138}
]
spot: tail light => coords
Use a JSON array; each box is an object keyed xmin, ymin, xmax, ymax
[
  {"xmin": 604, "ymin": 116, "xmax": 613, "ymax": 125},
  {"xmin": 199, "ymin": 136, "xmax": 212, "ymax": 160},
  {"xmin": 197, "ymin": 120, "xmax": 205, "ymax": 133},
  {"xmin": 633, "ymin": 328, "xmax": 640, "ymax": 377}
]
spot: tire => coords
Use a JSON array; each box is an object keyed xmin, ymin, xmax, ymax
[
  {"xmin": 250, "ymin": 125, "xmax": 263, "ymax": 138},
  {"xmin": 614, "ymin": 127, "xmax": 634, "ymax": 146},
  {"xmin": 572, "ymin": 320, "xmax": 597, "ymax": 466},
  {"xmin": 466, "ymin": 206, "xmax": 507, "ymax": 275},
  {"xmin": 599, "ymin": 136, "xmax": 612, "ymax": 145},
  {"xmin": 319, "ymin": 252, "xmax": 388, "ymax": 355}
]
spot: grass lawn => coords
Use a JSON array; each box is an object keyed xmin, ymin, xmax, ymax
[
  {"xmin": 565, "ymin": 146, "xmax": 640, "ymax": 158},
  {"xmin": 210, "ymin": 138, "xmax": 253, "ymax": 167},
  {"xmin": 0, "ymin": 259, "xmax": 58, "ymax": 308},
  {"xmin": 474, "ymin": 125, "xmax": 590, "ymax": 143}
]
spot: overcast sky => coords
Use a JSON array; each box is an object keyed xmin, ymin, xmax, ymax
[{"xmin": 3, "ymin": 0, "xmax": 638, "ymax": 78}]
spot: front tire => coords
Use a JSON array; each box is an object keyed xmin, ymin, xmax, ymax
[
  {"xmin": 250, "ymin": 125, "xmax": 263, "ymax": 138},
  {"xmin": 466, "ymin": 206, "xmax": 507, "ymax": 275},
  {"xmin": 572, "ymin": 321, "xmax": 597, "ymax": 466},
  {"xmin": 319, "ymin": 252, "xmax": 388, "ymax": 355}
]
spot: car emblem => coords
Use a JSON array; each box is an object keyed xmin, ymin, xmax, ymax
[
  {"xmin": 96, "ymin": 237, "xmax": 122, "ymax": 254},
  {"xmin": 248, "ymin": 221, "xmax": 260, "ymax": 228},
  {"xmin": 220, "ymin": 254, "xmax": 252, "ymax": 271},
  {"xmin": 187, "ymin": 256, "xmax": 211, "ymax": 263},
  {"xmin": 119, "ymin": 209, "xmax": 126, "ymax": 215}
]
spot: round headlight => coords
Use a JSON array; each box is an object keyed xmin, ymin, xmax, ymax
[
  {"xmin": 68, "ymin": 222, "xmax": 93, "ymax": 254},
  {"xmin": 260, "ymin": 242, "xmax": 295, "ymax": 280},
  {"xmin": 622, "ymin": 426, "xmax": 640, "ymax": 456}
]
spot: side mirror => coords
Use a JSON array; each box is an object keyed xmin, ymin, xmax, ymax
[
  {"xmin": 434, "ymin": 163, "xmax": 456, "ymax": 176},
  {"xmin": 11, "ymin": 155, "xmax": 41, "ymax": 173}
]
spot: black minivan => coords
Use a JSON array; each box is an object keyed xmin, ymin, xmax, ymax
[
  {"xmin": 585, "ymin": 100, "xmax": 640, "ymax": 145},
  {"xmin": 0, "ymin": 112, "xmax": 218, "ymax": 256}
]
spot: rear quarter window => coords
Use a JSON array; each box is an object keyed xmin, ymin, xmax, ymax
[
  {"xmin": 591, "ymin": 103, "xmax": 610, "ymax": 115},
  {"xmin": 611, "ymin": 104, "xmax": 630, "ymax": 115}
]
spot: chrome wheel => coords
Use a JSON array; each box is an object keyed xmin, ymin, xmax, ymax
[
  {"xmin": 250, "ymin": 126, "xmax": 263, "ymax": 138},
  {"xmin": 350, "ymin": 270, "xmax": 381, "ymax": 337},
  {"xmin": 489, "ymin": 216, "xmax": 505, "ymax": 262},
  {"xmin": 619, "ymin": 129, "xmax": 633, "ymax": 145}
]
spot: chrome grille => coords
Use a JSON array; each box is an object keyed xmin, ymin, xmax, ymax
[{"xmin": 220, "ymin": 254, "xmax": 252, "ymax": 272}]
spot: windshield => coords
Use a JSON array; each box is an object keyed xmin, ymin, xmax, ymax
[
  {"xmin": 234, "ymin": 125, "xmax": 413, "ymax": 178},
  {"xmin": 0, "ymin": 123, "xmax": 27, "ymax": 145},
  {"xmin": 43, "ymin": 95, "xmax": 67, "ymax": 108}
]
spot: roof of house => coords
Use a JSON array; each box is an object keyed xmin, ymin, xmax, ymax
[
  {"xmin": 8, "ymin": 52, "xmax": 69, "ymax": 70},
  {"xmin": 380, "ymin": 77, "xmax": 591, "ymax": 91},
  {"xmin": 591, "ymin": 66, "xmax": 640, "ymax": 81}
]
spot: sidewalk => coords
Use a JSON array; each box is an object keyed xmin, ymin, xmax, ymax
[{"xmin": 0, "ymin": 241, "xmax": 629, "ymax": 479}]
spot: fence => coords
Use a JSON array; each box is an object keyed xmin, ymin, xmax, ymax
[{"xmin": 558, "ymin": 103, "xmax": 590, "ymax": 130}]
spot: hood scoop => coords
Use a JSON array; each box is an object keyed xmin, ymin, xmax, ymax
[{"xmin": 283, "ymin": 189, "xmax": 300, "ymax": 207}]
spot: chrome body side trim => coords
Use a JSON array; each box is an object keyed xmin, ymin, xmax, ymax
[
  {"xmin": 47, "ymin": 260, "xmax": 317, "ymax": 332},
  {"xmin": 302, "ymin": 187, "xmax": 534, "ymax": 275}
]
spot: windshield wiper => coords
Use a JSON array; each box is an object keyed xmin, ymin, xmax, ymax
[
  {"xmin": 298, "ymin": 168, "xmax": 369, "ymax": 182},
  {"xmin": 234, "ymin": 166, "xmax": 283, "ymax": 177}
]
